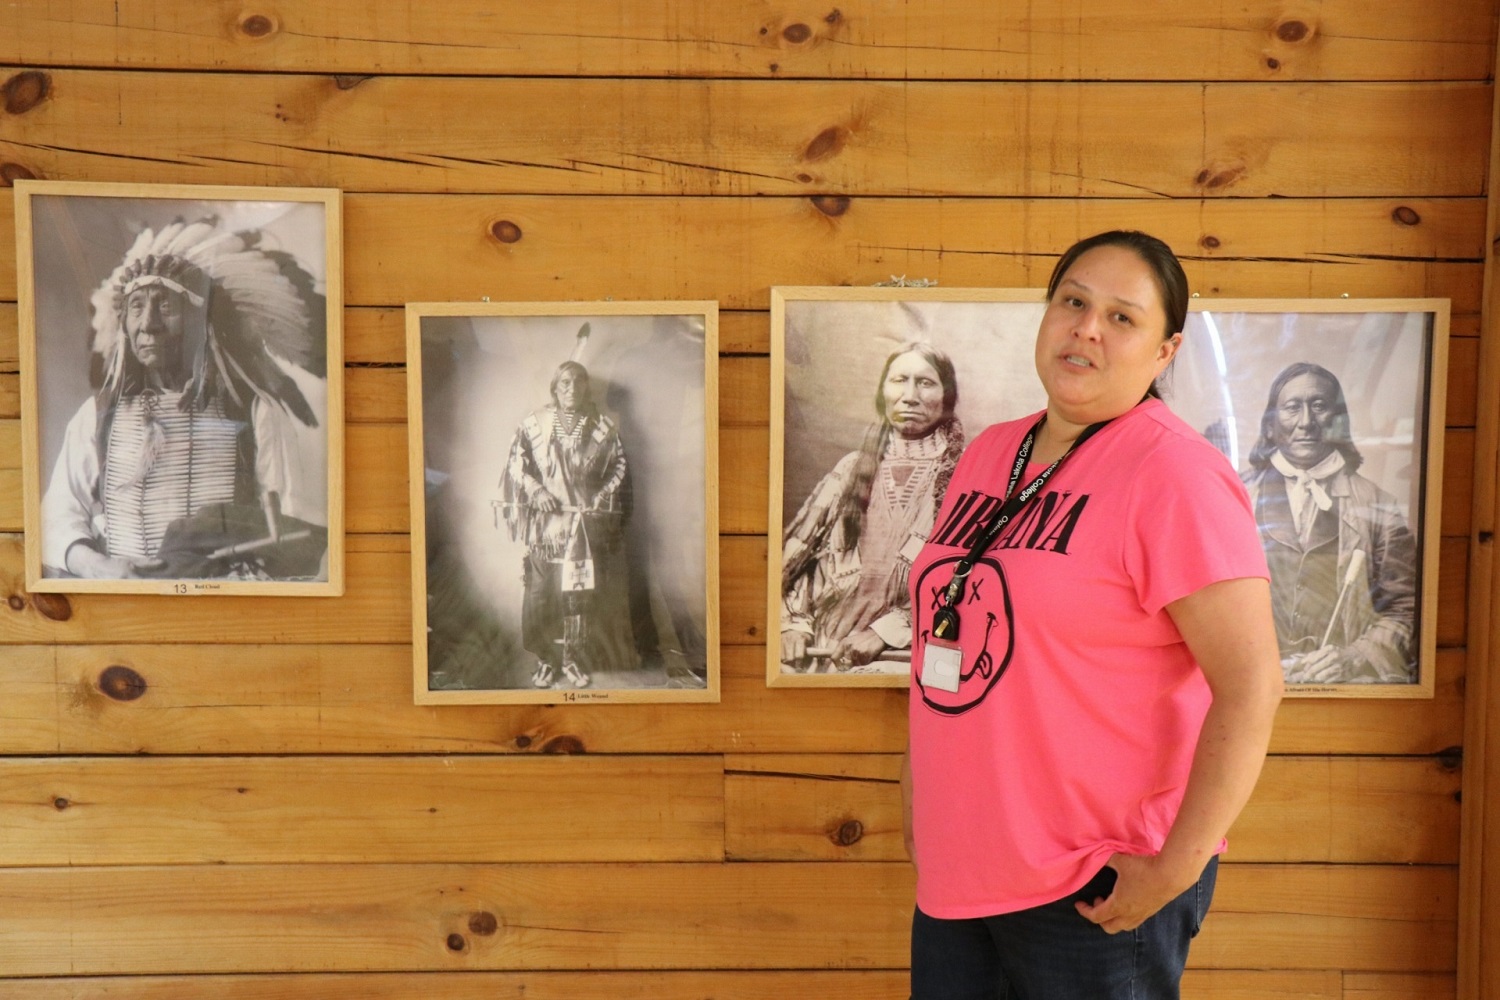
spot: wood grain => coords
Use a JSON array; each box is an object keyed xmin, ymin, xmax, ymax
[
  {"xmin": 0, "ymin": 969, "xmax": 1367, "ymax": 1000},
  {"xmin": 0, "ymin": 1, "xmax": 1490, "ymax": 79},
  {"xmin": 721, "ymin": 754, "xmax": 1461, "ymax": 864},
  {"xmin": 0, "ymin": 644, "xmax": 1464, "ymax": 756},
  {"xmin": 0, "ymin": 197, "xmax": 1484, "ymax": 309},
  {"xmin": 0, "ymin": 752, "xmax": 1457, "ymax": 867},
  {"xmin": 1, "ymin": 73, "xmax": 1489, "ymax": 196},
  {"xmin": 0, "ymin": 863, "xmax": 1456, "ymax": 975},
  {"xmin": 0, "ymin": 531, "xmax": 1471, "ymax": 653},
  {"xmin": 0, "ymin": 756, "xmax": 725, "ymax": 865},
  {"xmin": 1343, "ymin": 973, "xmax": 1460, "ymax": 999}
]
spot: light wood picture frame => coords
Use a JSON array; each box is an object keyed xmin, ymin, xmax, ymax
[
  {"xmin": 1174, "ymin": 298, "xmax": 1449, "ymax": 698},
  {"xmin": 15, "ymin": 180, "xmax": 344, "ymax": 596},
  {"xmin": 408, "ymin": 301, "xmax": 720, "ymax": 705},
  {"xmin": 768, "ymin": 286, "xmax": 1049, "ymax": 688}
]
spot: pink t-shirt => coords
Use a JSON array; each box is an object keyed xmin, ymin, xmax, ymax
[{"xmin": 907, "ymin": 400, "xmax": 1268, "ymax": 918}]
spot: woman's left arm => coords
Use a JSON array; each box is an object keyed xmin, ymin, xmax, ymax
[{"xmin": 1077, "ymin": 576, "xmax": 1284, "ymax": 933}]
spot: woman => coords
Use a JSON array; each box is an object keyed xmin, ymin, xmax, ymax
[{"xmin": 902, "ymin": 231, "xmax": 1283, "ymax": 999}]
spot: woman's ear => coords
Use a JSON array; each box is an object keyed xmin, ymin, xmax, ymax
[{"xmin": 1156, "ymin": 332, "xmax": 1183, "ymax": 370}]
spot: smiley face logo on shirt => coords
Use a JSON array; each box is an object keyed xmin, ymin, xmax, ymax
[{"xmin": 913, "ymin": 553, "xmax": 1015, "ymax": 714}]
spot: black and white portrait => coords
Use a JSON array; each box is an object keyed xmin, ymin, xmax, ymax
[
  {"xmin": 769, "ymin": 288, "xmax": 1047, "ymax": 688},
  {"xmin": 1170, "ymin": 301, "xmax": 1448, "ymax": 696},
  {"xmin": 17, "ymin": 182, "xmax": 343, "ymax": 595},
  {"xmin": 408, "ymin": 302, "xmax": 719, "ymax": 705}
]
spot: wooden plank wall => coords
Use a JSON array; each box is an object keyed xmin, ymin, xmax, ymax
[{"xmin": 0, "ymin": 2, "xmax": 1493, "ymax": 997}]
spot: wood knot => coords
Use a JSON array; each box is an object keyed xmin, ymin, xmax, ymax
[
  {"xmin": 825, "ymin": 9, "xmax": 843, "ymax": 24},
  {"xmin": 446, "ymin": 933, "xmax": 467, "ymax": 952},
  {"xmin": 334, "ymin": 74, "xmax": 372, "ymax": 91},
  {"xmin": 811, "ymin": 195, "xmax": 850, "ymax": 217},
  {"xmin": 1437, "ymin": 746, "xmax": 1463, "ymax": 771},
  {"xmin": 541, "ymin": 734, "xmax": 586, "ymax": 755},
  {"xmin": 6, "ymin": 595, "xmax": 23, "ymax": 611},
  {"xmin": 238, "ymin": 13, "xmax": 277, "ymax": 37},
  {"xmin": 1, "ymin": 162, "xmax": 37, "ymax": 186},
  {"xmin": 53, "ymin": 797, "xmax": 70, "ymax": 811},
  {"xmin": 490, "ymin": 220, "xmax": 523, "ymax": 244},
  {"xmin": 803, "ymin": 125, "xmax": 849, "ymax": 163},
  {"xmin": 513, "ymin": 734, "xmax": 533, "ymax": 749},
  {"xmin": 1265, "ymin": 57, "xmax": 1280, "ymax": 71},
  {"xmin": 795, "ymin": 172, "xmax": 813, "ymax": 183},
  {"xmin": 32, "ymin": 593, "xmax": 73, "ymax": 622},
  {"xmin": 1193, "ymin": 164, "xmax": 1245, "ymax": 190},
  {"xmin": 1275, "ymin": 20, "xmax": 1311, "ymax": 43},
  {"xmin": 1391, "ymin": 205, "xmax": 1421, "ymax": 226},
  {"xmin": 99, "ymin": 665, "xmax": 148, "ymax": 702},
  {"xmin": 468, "ymin": 911, "xmax": 499, "ymax": 935},
  {"xmin": 3, "ymin": 71, "xmax": 51, "ymax": 115},
  {"xmin": 1199, "ymin": 235, "xmax": 1221, "ymax": 250},
  {"xmin": 831, "ymin": 819, "xmax": 864, "ymax": 846},
  {"xmin": 782, "ymin": 23, "xmax": 812, "ymax": 43}
]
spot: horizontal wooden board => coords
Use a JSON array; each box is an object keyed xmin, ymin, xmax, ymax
[
  {"xmin": 0, "ymin": 644, "xmax": 1464, "ymax": 757},
  {"xmin": 0, "ymin": 969, "xmax": 1366, "ymax": 1000},
  {"xmin": 1342, "ymin": 973, "xmax": 1458, "ymax": 999},
  {"xmin": 0, "ymin": 863, "xmax": 1456, "ymax": 975},
  {"xmin": 721, "ymin": 754, "xmax": 1461, "ymax": 864},
  {"xmin": 0, "ymin": 197, "xmax": 1484, "ymax": 310},
  {"xmin": 2, "ymin": 73, "xmax": 1489, "ymax": 196},
  {"xmin": 0, "ymin": 1, "xmax": 1491, "ymax": 80},
  {"xmin": 0, "ymin": 756, "xmax": 725, "ymax": 866},
  {"xmin": 0, "ymin": 753, "xmax": 1457, "ymax": 867},
  {"xmin": 0, "ymin": 532, "xmax": 1472, "ymax": 651}
]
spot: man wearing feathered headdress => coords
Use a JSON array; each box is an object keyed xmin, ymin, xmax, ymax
[
  {"xmin": 498, "ymin": 349, "xmax": 638, "ymax": 690},
  {"xmin": 40, "ymin": 217, "xmax": 329, "ymax": 580}
]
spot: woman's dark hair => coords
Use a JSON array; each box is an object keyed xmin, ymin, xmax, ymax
[
  {"xmin": 1046, "ymin": 230, "xmax": 1188, "ymax": 400},
  {"xmin": 1247, "ymin": 361, "xmax": 1364, "ymax": 473}
]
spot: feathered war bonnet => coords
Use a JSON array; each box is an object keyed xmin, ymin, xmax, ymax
[{"xmin": 89, "ymin": 217, "xmax": 324, "ymax": 427}]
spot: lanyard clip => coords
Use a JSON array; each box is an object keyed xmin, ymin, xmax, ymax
[{"xmin": 942, "ymin": 559, "xmax": 972, "ymax": 606}]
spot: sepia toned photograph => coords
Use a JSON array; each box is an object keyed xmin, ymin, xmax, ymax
[
  {"xmin": 16, "ymin": 181, "xmax": 344, "ymax": 595},
  {"xmin": 1171, "ymin": 299, "xmax": 1449, "ymax": 698},
  {"xmin": 768, "ymin": 287, "xmax": 1049, "ymax": 688},
  {"xmin": 408, "ymin": 301, "xmax": 719, "ymax": 705}
]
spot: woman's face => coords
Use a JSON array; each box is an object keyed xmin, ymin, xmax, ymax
[
  {"xmin": 882, "ymin": 351, "xmax": 946, "ymax": 439},
  {"xmin": 1034, "ymin": 245, "xmax": 1179, "ymax": 425}
]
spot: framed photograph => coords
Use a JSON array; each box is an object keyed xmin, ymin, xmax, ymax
[
  {"xmin": 768, "ymin": 287, "xmax": 1049, "ymax": 688},
  {"xmin": 408, "ymin": 301, "xmax": 720, "ymax": 704},
  {"xmin": 16, "ymin": 180, "xmax": 344, "ymax": 596},
  {"xmin": 1172, "ymin": 299, "xmax": 1449, "ymax": 698}
]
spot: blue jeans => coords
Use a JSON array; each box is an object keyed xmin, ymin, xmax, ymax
[{"xmin": 910, "ymin": 857, "xmax": 1217, "ymax": 1000}]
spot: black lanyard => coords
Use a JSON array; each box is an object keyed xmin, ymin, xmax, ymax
[{"xmin": 929, "ymin": 414, "xmax": 1111, "ymax": 642}]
